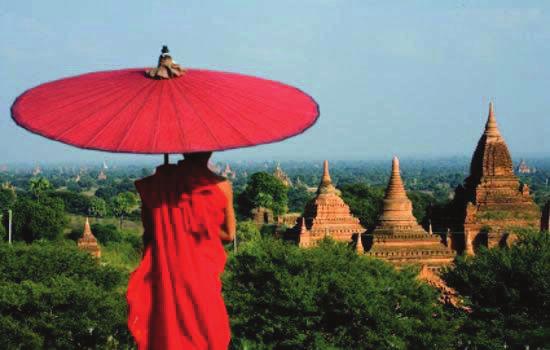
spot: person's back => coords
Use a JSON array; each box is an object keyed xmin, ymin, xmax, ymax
[{"xmin": 127, "ymin": 153, "xmax": 234, "ymax": 350}]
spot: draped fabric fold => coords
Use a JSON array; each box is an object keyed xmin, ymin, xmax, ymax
[{"xmin": 127, "ymin": 162, "xmax": 230, "ymax": 349}]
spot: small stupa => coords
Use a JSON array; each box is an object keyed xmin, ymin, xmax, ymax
[
  {"xmin": 365, "ymin": 157, "xmax": 455, "ymax": 269},
  {"xmin": 77, "ymin": 218, "xmax": 101, "ymax": 258},
  {"xmin": 295, "ymin": 160, "xmax": 365, "ymax": 249}
]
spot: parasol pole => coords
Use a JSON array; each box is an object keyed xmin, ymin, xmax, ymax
[
  {"xmin": 164, "ymin": 154, "xmax": 169, "ymax": 165},
  {"xmin": 8, "ymin": 209, "xmax": 12, "ymax": 244}
]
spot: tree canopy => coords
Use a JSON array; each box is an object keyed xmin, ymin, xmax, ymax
[
  {"xmin": 0, "ymin": 242, "xmax": 130, "ymax": 349},
  {"xmin": 339, "ymin": 183, "xmax": 384, "ymax": 228},
  {"xmin": 224, "ymin": 238, "xmax": 458, "ymax": 349},
  {"xmin": 12, "ymin": 196, "xmax": 67, "ymax": 242},
  {"xmin": 237, "ymin": 172, "xmax": 288, "ymax": 217},
  {"xmin": 444, "ymin": 230, "xmax": 550, "ymax": 349}
]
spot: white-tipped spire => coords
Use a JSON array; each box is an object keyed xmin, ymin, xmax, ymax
[
  {"xmin": 83, "ymin": 217, "xmax": 92, "ymax": 237},
  {"xmin": 392, "ymin": 156, "xmax": 400, "ymax": 175},
  {"xmin": 322, "ymin": 160, "xmax": 331, "ymax": 184}
]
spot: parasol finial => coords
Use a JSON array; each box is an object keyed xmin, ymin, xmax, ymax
[{"xmin": 147, "ymin": 45, "xmax": 185, "ymax": 79}]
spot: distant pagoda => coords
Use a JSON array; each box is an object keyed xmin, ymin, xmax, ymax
[
  {"xmin": 273, "ymin": 162, "xmax": 292, "ymax": 187},
  {"xmin": 221, "ymin": 163, "xmax": 236, "ymax": 180},
  {"xmin": 32, "ymin": 164, "xmax": 42, "ymax": 176},
  {"xmin": 77, "ymin": 218, "xmax": 101, "ymax": 258},
  {"xmin": 97, "ymin": 170, "xmax": 107, "ymax": 180},
  {"xmin": 456, "ymin": 103, "xmax": 540, "ymax": 254},
  {"xmin": 364, "ymin": 157, "xmax": 455, "ymax": 269},
  {"xmin": 294, "ymin": 160, "xmax": 364, "ymax": 251},
  {"xmin": 516, "ymin": 159, "xmax": 535, "ymax": 174}
]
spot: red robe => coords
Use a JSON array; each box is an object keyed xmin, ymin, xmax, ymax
[{"xmin": 127, "ymin": 162, "xmax": 230, "ymax": 349}]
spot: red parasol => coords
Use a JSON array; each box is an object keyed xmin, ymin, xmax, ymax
[{"xmin": 11, "ymin": 47, "xmax": 319, "ymax": 156}]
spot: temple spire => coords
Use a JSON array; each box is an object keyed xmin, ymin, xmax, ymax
[
  {"xmin": 374, "ymin": 156, "xmax": 423, "ymax": 228},
  {"xmin": 83, "ymin": 217, "xmax": 92, "ymax": 237},
  {"xmin": 322, "ymin": 160, "xmax": 332, "ymax": 185},
  {"xmin": 484, "ymin": 101, "xmax": 501, "ymax": 138},
  {"xmin": 318, "ymin": 160, "xmax": 337, "ymax": 194},
  {"xmin": 385, "ymin": 156, "xmax": 407, "ymax": 199}
]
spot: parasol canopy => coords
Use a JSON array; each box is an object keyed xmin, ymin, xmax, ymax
[{"xmin": 11, "ymin": 47, "xmax": 319, "ymax": 154}]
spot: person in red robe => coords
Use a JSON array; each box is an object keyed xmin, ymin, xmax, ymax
[{"xmin": 127, "ymin": 152, "xmax": 235, "ymax": 349}]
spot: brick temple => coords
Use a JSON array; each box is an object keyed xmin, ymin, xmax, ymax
[
  {"xmin": 448, "ymin": 103, "xmax": 541, "ymax": 254},
  {"xmin": 364, "ymin": 157, "xmax": 455, "ymax": 269},
  {"xmin": 77, "ymin": 217, "xmax": 101, "ymax": 258},
  {"xmin": 273, "ymin": 162, "xmax": 292, "ymax": 187},
  {"xmin": 292, "ymin": 160, "xmax": 365, "ymax": 250}
]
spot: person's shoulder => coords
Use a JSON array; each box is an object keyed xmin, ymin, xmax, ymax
[{"xmin": 216, "ymin": 178, "xmax": 233, "ymax": 198}]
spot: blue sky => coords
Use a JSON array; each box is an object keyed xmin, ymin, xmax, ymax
[{"xmin": 0, "ymin": 1, "xmax": 548, "ymax": 163}]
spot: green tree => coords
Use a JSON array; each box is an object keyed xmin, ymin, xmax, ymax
[
  {"xmin": 339, "ymin": 183, "xmax": 384, "ymax": 228},
  {"xmin": 111, "ymin": 192, "xmax": 137, "ymax": 229},
  {"xmin": 224, "ymin": 238, "xmax": 458, "ymax": 349},
  {"xmin": 287, "ymin": 184, "xmax": 314, "ymax": 213},
  {"xmin": 0, "ymin": 188, "xmax": 15, "ymax": 211},
  {"xmin": 94, "ymin": 186, "xmax": 117, "ymax": 201},
  {"xmin": 89, "ymin": 197, "xmax": 107, "ymax": 218},
  {"xmin": 444, "ymin": 230, "xmax": 550, "ymax": 349},
  {"xmin": 50, "ymin": 191, "xmax": 92, "ymax": 215},
  {"xmin": 12, "ymin": 196, "xmax": 67, "ymax": 242},
  {"xmin": 0, "ymin": 241, "xmax": 130, "ymax": 349},
  {"xmin": 28, "ymin": 177, "xmax": 52, "ymax": 199},
  {"xmin": 237, "ymin": 172, "xmax": 288, "ymax": 217},
  {"xmin": 236, "ymin": 220, "xmax": 261, "ymax": 247},
  {"xmin": 91, "ymin": 223, "xmax": 122, "ymax": 245},
  {"xmin": 407, "ymin": 190, "xmax": 436, "ymax": 224}
]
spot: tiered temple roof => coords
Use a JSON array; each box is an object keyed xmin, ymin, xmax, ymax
[
  {"xmin": 77, "ymin": 218, "xmax": 101, "ymax": 258},
  {"xmin": 365, "ymin": 157, "xmax": 455, "ymax": 269},
  {"xmin": 295, "ymin": 160, "xmax": 364, "ymax": 250},
  {"xmin": 459, "ymin": 103, "xmax": 540, "ymax": 254}
]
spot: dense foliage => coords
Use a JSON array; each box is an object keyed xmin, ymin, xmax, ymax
[
  {"xmin": 12, "ymin": 196, "xmax": 67, "ymax": 242},
  {"xmin": 339, "ymin": 183, "xmax": 384, "ymax": 228},
  {"xmin": 444, "ymin": 230, "xmax": 550, "ymax": 349},
  {"xmin": 0, "ymin": 242, "xmax": 131, "ymax": 349},
  {"xmin": 0, "ymin": 188, "xmax": 15, "ymax": 211},
  {"xmin": 50, "ymin": 190, "xmax": 92, "ymax": 215},
  {"xmin": 237, "ymin": 172, "xmax": 288, "ymax": 217},
  {"xmin": 287, "ymin": 184, "xmax": 314, "ymax": 213},
  {"xmin": 224, "ymin": 238, "xmax": 458, "ymax": 349}
]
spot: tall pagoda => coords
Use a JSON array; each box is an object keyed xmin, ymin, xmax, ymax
[
  {"xmin": 294, "ymin": 160, "xmax": 364, "ymax": 250},
  {"xmin": 77, "ymin": 218, "xmax": 101, "ymax": 258},
  {"xmin": 456, "ymin": 103, "xmax": 540, "ymax": 254},
  {"xmin": 364, "ymin": 157, "xmax": 455, "ymax": 269}
]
